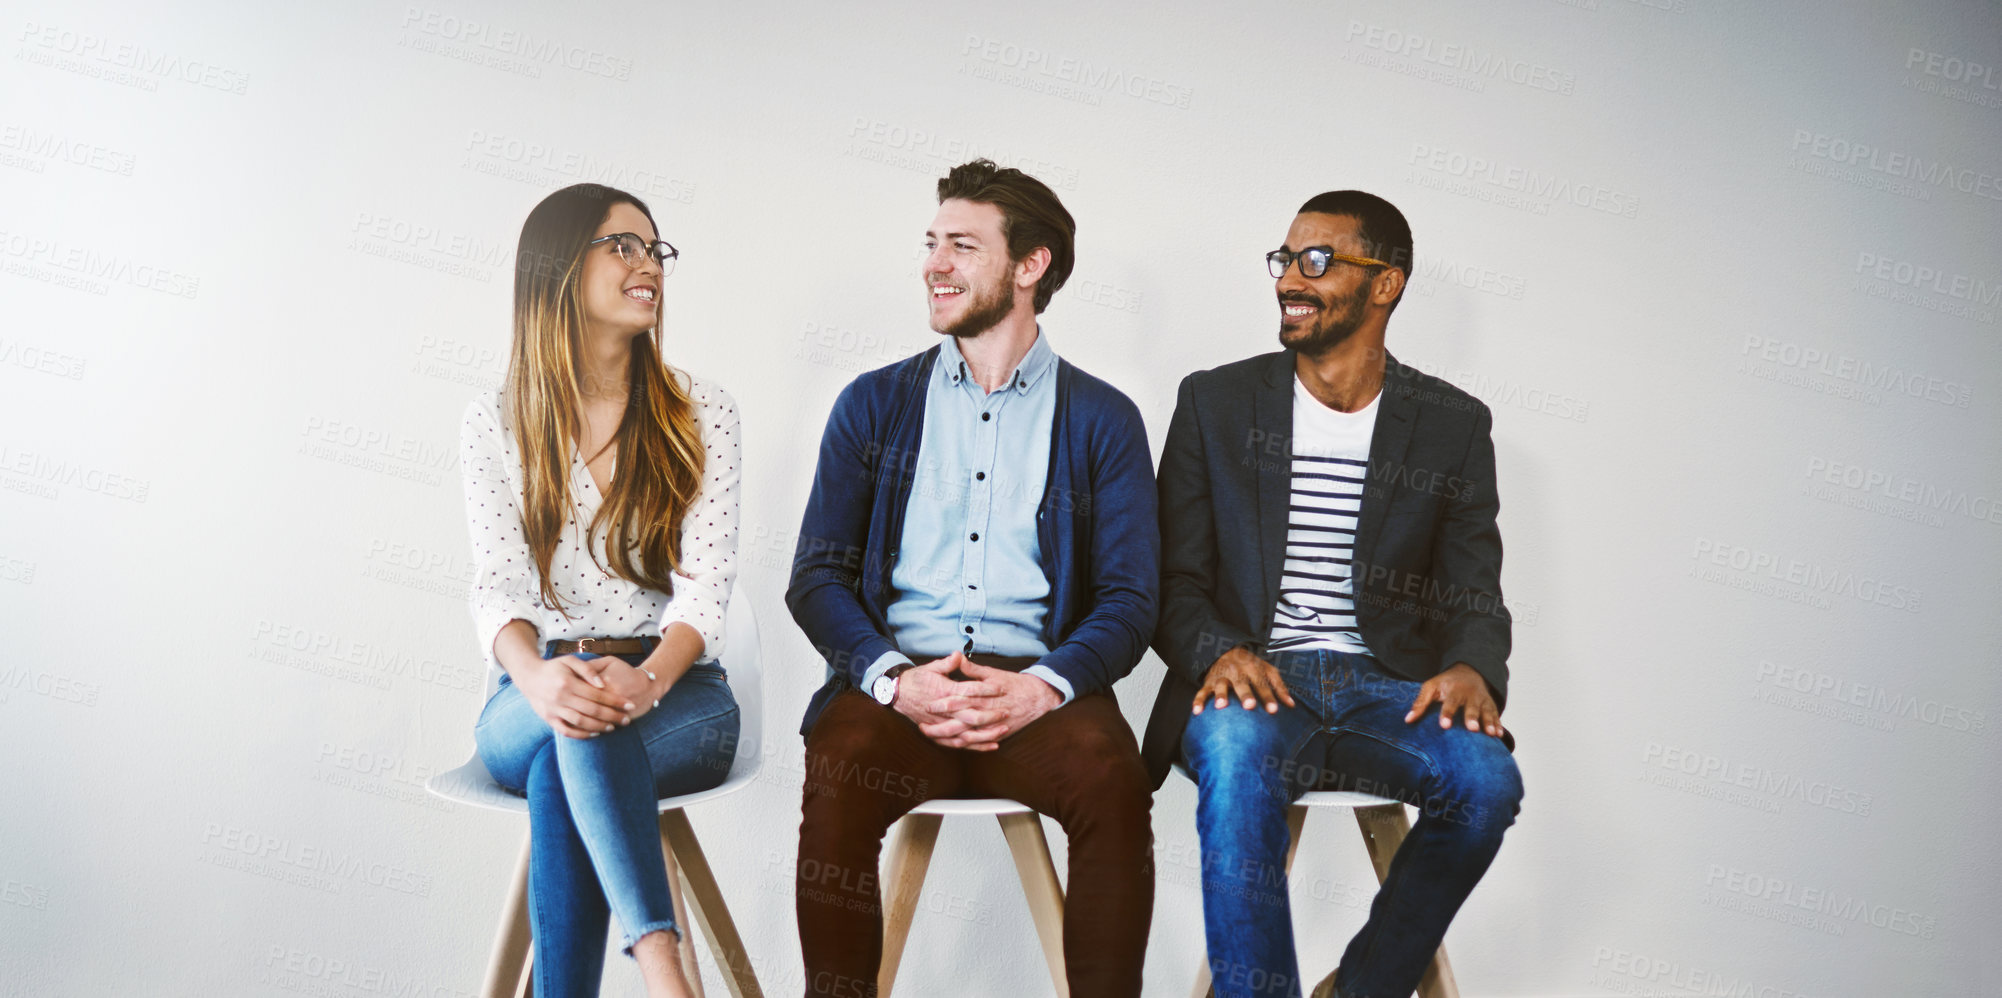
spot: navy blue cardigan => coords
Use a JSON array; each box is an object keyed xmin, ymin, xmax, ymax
[{"xmin": 786, "ymin": 344, "xmax": 1160, "ymax": 736}]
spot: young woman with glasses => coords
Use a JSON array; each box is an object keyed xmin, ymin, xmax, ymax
[{"xmin": 460, "ymin": 182, "xmax": 740, "ymax": 997}]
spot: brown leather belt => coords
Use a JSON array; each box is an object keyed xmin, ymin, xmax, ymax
[{"xmin": 549, "ymin": 635, "xmax": 659, "ymax": 656}]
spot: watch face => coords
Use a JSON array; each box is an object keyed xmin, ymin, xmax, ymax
[{"xmin": 872, "ymin": 674, "xmax": 896, "ymax": 704}]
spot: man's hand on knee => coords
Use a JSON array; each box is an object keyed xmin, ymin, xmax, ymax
[
  {"xmin": 1193, "ymin": 645, "xmax": 1296, "ymax": 715},
  {"xmin": 1405, "ymin": 662, "xmax": 1506, "ymax": 739}
]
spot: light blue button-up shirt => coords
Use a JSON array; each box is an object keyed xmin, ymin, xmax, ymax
[{"xmin": 862, "ymin": 328, "xmax": 1074, "ymax": 703}]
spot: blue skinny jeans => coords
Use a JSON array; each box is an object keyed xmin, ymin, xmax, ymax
[{"xmin": 474, "ymin": 645, "xmax": 739, "ymax": 997}]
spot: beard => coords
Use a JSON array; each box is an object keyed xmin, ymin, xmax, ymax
[
  {"xmin": 1277, "ymin": 280, "xmax": 1370, "ymax": 355},
  {"xmin": 932, "ymin": 269, "xmax": 1018, "ymax": 339}
]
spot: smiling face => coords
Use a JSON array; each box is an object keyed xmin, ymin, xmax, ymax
[
  {"xmin": 1275, "ymin": 212, "xmax": 1395, "ymax": 355},
  {"xmin": 579, "ymin": 201, "xmax": 663, "ymax": 338},
  {"xmin": 922, "ymin": 198, "xmax": 1025, "ymax": 339}
]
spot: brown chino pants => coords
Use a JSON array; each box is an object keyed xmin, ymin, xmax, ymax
[{"xmin": 795, "ymin": 662, "xmax": 1154, "ymax": 998}]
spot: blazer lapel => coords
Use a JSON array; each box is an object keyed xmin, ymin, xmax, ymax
[
  {"xmin": 1353, "ymin": 352, "xmax": 1419, "ymax": 574},
  {"xmin": 1253, "ymin": 351, "xmax": 1294, "ymax": 621}
]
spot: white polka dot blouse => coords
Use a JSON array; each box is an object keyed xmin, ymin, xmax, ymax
[{"xmin": 459, "ymin": 369, "xmax": 740, "ymax": 680}]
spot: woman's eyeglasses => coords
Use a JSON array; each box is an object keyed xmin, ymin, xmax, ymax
[{"xmin": 589, "ymin": 232, "xmax": 679, "ymax": 276}]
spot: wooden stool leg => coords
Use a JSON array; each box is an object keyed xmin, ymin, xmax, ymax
[
  {"xmin": 660, "ymin": 809, "xmax": 765, "ymax": 998},
  {"xmin": 1350, "ymin": 803, "xmax": 1404, "ymax": 882},
  {"xmin": 1282, "ymin": 803, "xmax": 1310, "ymax": 873},
  {"xmin": 997, "ymin": 812, "xmax": 1069, "ymax": 998},
  {"xmin": 659, "ymin": 825, "xmax": 708, "ymax": 998},
  {"xmin": 485, "ymin": 833, "xmax": 535, "ymax": 998},
  {"xmin": 1415, "ymin": 946, "xmax": 1461, "ymax": 998},
  {"xmin": 1316, "ymin": 804, "xmax": 1460, "ymax": 998},
  {"xmin": 1192, "ymin": 804, "xmax": 1310, "ymax": 998},
  {"xmin": 877, "ymin": 812, "xmax": 943, "ymax": 998}
]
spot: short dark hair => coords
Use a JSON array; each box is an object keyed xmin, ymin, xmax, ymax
[
  {"xmin": 1297, "ymin": 190, "xmax": 1413, "ymax": 312},
  {"xmin": 937, "ymin": 159, "xmax": 1076, "ymax": 313}
]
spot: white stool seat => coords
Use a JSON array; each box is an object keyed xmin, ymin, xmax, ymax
[
  {"xmin": 1295, "ymin": 790, "xmax": 1401, "ymax": 809},
  {"xmin": 427, "ymin": 755, "xmax": 530, "ymax": 813},
  {"xmin": 426, "ymin": 751, "xmax": 762, "ymax": 815},
  {"xmin": 907, "ymin": 796, "xmax": 1036, "ymax": 817}
]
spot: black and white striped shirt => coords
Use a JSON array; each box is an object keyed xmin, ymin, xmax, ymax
[{"xmin": 1268, "ymin": 377, "xmax": 1380, "ymax": 655}]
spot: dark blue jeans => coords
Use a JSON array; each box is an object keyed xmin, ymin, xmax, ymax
[
  {"xmin": 474, "ymin": 646, "xmax": 739, "ymax": 998},
  {"xmin": 1180, "ymin": 649, "xmax": 1522, "ymax": 998}
]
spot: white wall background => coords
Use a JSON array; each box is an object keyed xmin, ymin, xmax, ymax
[{"xmin": 2, "ymin": 1, "xmax": 1998, "ymax": 995}]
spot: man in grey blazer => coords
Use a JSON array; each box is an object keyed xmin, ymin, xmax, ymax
[{"xmin": 1143, "ymin": 191, "xmax": 1522, "ymax": 998}]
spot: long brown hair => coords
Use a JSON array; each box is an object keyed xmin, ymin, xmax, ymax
[{"xmin": 505, "ymin": 183, "xmax": 704, "ymax": 617}]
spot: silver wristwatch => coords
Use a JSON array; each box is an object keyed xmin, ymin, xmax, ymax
[{"xmin": 871, "ymin": 663, "xmax": 914, "ymax": 706}]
